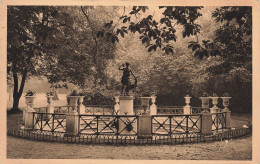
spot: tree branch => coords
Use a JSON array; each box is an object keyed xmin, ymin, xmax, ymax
[
  {"xmin": 112, "ymin": 6, "xmax": 126, "ymax": 32},
  {"xmin": 81, "ymin": 6, "xmax": 98, "ymax": 65}
]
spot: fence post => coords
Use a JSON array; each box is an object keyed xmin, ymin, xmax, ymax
[
  {"xmin": 22, "ymin": 108, "xmax": 26, "ymax": 124},
  {"xmin": 225, "ymin": 111, "xmax": 231, "ymax": 129},
  {"xmin": 24, "ymin": 109, "xmax": 35, "ymax": 130},
  {"xmin": 114, "ymin": 96, "xmax": 120, "ymax": 113},
  {"xmin": 183, "ymin": 96, "xmax": 192, "ymax": 114},
  {"xmin": 46, "ymin": 96, "xmax": 54, "ymax": 120},
  {"xmin": 138, "ymin": 115, "xmax": 152, "ymax": 139},
  {"xmin": 150, "ymin": 95, "xmax": 157, "ymax": 115},
  {"xmin": 201, "ymin": 113, "xmax": 212, "ymax": 135},
  {"xmin": 64, "ymin": 111, "xmax": 79, "ymax": 137},
  {"xmin": 78, "ymin": 96, "xmax": 85, "ymax": 115},
  {"xmin": 118, "ymin": 96, "xmax": 136, "ymax": 135}
]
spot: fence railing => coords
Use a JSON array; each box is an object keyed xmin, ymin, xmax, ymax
[
  {"xmin": 34, "ymin": 105, "xmax": 213, "ymax": 116},
  {"xmin": 34, "ymin": 107, "xmax": 48, "ymax": 113},
  {"xmin": 54, "ymin": 106, "xmax": 72, "ymax": 114},
  {"xmin": 191, "ymin": 107, "xmax": 210, "ymax": 113},
  {"xmin": 7, "ymin": 127, "xmax": 251, "ymax": 145},
  {"xmin": 78, "ymin": 115, "xmax": 139, "ymax": 136},
  {"xmin": 151, "ymin": 114, "xmax": 202, "ymax": 135},
  {"xmin": 33, "ymin": 112, "xmax": 66, "ymax": 133},
  {"xmin": 157, "ymin": 106, "xmax": 183, "ymax": 114},
  {"xmin": 212, "ymin": 112, "xmax": 226, "ymax": 131},
  {"xmin": 84, "ymin": 105, "xmax": 115, "ymax": 115},
  {"xmin": 31, "ymin": 108, "xmax": 229, "ymax": 137}
]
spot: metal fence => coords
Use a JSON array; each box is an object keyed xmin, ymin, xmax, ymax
[
  {"xmin": 34, "ymin": 105, "xmax": 212, "ymax": 116},
  {"xmin": 32, "ymin": 110, "xmax": 228, "ymax": 135},
  {"xmin": 212, "ymin": 112, "xmax": 226, "ymax": 131},
  {"xmin": 84, "ymin": 105, "xmax": 115, "ymax": 115},
  {"xmin": 151, "ymin": 114, "xmax": 202, "ymax": 135},
  {"xmin": 157, "ymin": 106, "xmax": 183, "ymax": 114},
  {"xmin": 78, "ymin": 115, "xmax": 139, "ymax": 136},
  {"xmin": 34, "ymin": 107, "xmax": 48, "ymax": 113},
  {"xmin": 54, "ymin": 106, "xmax": 72, "ymax": 114},
  {"xmin": 7, "ymin": 127, "xmax": 251, "ymax": 145},
  {"xmin": 191, "ymin": 107, "xmax": 210, "ymax": 113},
  {"xmin": 33, "ymin": 112, "xmax": 66, "ymax": 133}
]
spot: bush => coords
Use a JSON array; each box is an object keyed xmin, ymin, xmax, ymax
[{"xmin": 83, "ymin": 92, "xmax": 114, "ymax": 105}]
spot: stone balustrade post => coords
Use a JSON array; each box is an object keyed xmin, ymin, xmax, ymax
[
  {"xmin": 150, "ymin": 95, "xmax": 157, "ymax": 115},
  {"xmin": 210, "ymin": 97, "xmax": 220, "ymax": 113},
  {"xmin": 118, "ymin": 96, "xmax": 136, "ymax": 135},
  {"xmin": 201, "ymin": 113, "xmax": 212, "ymax": 135},
  {"xmin": 46, "ymin": 96, "xmax": 54, "ymax": 120},
  {"xmin": 78, "ymin": 96, "xmax": 85, "ymax": 115},
  {"xmin": 221, "ymin": 97, "xmax": 232, "ymax": 112},
  {"xmin": 64, "ymin": 111, "xmax": 79, "ymax": 137},
  {"xmin": 210, "ymin": 97, "xmax": 219, "ymax": 123},
  {"xmin": 24, "ymin": 109, "xmax": 35, "ymax": 130},
  {"xmin": 114, "ymin": 96, "xmax": 120, "ymax": 113},
  {"xmin": 200, "ymin": 97, "xmax": 210, "ymax": 113},
  {"xmin": 140, "ymin": 97, "xmax": 151, "ymax": 115},
  {"xmin": 183, "ymin": 96, "xmax": 192, "ymax": 114},
  {"xmin": 68, "ymin": 96, "xmax": 78, "ymax": 113},
  {"xmin": 225, "ymin": 111, "xmax": 231, "ymax": 129},
  {"xmin": 24, "ymin": 96, "xmax": 36, "ymax": 127},
  {"xmin": 23, "ymin": 109, "xmax": 26, "ymax": 124},
  {"xmin": 138, "ymin": 115, "xmax": 152, "ymax": 139}
]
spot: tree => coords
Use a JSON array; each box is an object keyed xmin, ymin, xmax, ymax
[
  {"xmin": 103, "ymin": 6, "xmax": 252, "ymax": 112},
  {"xmin": 7, "ymin": 6, "xmax": 120, "ymax": 112},
  {"xmin": 7, "ymin": 6, "xmax": 49, "ymax": 112},
  {"xmin": 97, "ymin": 6, "xmax": 204, "ymax": 54}
]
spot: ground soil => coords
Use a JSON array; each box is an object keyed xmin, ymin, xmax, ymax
[
  {"xmin": 7, "ymin": 135, "xmax": 252, "ymax": 160},
  {"xmin": 6, "ymin": 112, "xmax": 252, "ymax": 160}
]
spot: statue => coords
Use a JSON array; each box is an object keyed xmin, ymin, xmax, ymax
[{"xmin": 119, "ymin": 62, "xmax": 137, "ymax": 96}]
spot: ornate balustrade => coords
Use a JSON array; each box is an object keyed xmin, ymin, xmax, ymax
[{"xmin": 31, "ymin": 110, "xmax": 230, "ymax": 137}]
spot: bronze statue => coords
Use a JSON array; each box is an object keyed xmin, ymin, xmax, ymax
[{"xmin": 119, "ymin": 62, "xmax": 137, "ymax": 96}]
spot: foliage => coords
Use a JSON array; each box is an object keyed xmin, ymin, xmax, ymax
[
  {"xmin": 7, "ymin": 6, "xmax": 120, "ymax": 111},
  {"xmin": 69, "ymin": 90, "xmax": 79, "ymax": 96},
  {"xmin": 46, "ymin": 92, "xmax": 53, "ymax": 96},
  {"xmin": 7, "ymin": 6, "xmax": 252, "ymax": 114},
  {"xmin": 97, "ymin": 6, "xmax": 204, "ymax": 55},
  {"xmin": 25, "ymin": 90, "xmax": 36, "ymax": 96},
  {"xmin": 83, "ymin": 92, "xmax": 114, "ymax": 105}
]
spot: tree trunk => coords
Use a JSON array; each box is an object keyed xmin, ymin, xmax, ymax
[
  {"xmin": 11, "ymin": 95, "xmax": 21, "ymax": 113},
  {"xmin": 9, "ymin": 68, "xmax": 27, "ymax": 113}
]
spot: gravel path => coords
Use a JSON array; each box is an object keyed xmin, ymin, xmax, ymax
[{"xmin": 7, "ymin": 135, "xmax": 251, "ymax": 160}]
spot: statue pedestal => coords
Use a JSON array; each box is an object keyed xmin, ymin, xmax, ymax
[
  {"xmin": 118, "ymin": 96, "xmax": 136, "ymax": 135},
  {"xmin": 119, "ymin": 96, "xmax": 134, "ymax": 115}
]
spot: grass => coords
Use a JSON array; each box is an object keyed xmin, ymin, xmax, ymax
[{"xmin": 6, "ymin": 111, "xmax": 252, "ymax": 160}]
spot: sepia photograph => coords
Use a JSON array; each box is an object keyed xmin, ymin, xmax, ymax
[{"xmin": 0, "ymin": 0, "xmax": 259, "ymax": 163}]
